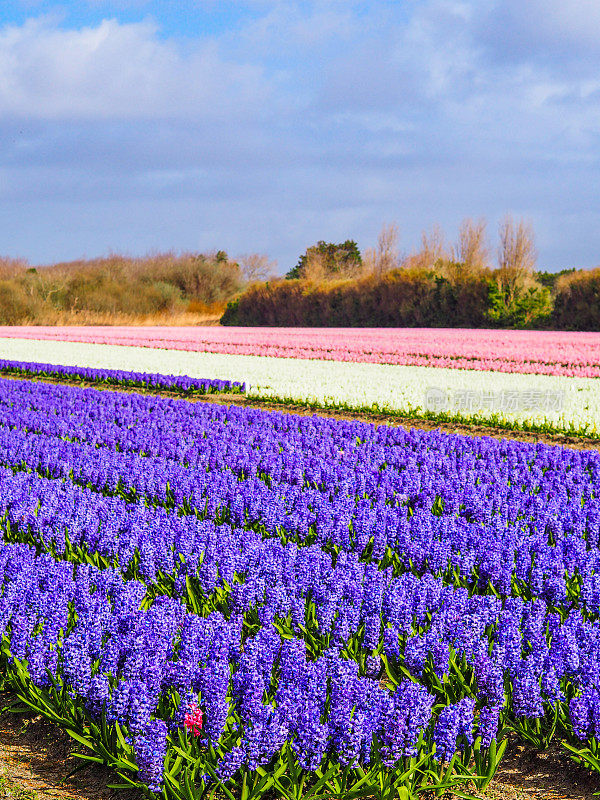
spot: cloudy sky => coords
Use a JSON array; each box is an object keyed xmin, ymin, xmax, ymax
[{"xmin": 0, "ymin": 0, "xmax": 598, "ymax": 273}]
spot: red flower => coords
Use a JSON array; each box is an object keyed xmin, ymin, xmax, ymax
[{"xmin": 184, "ymin": 703, "xmax": 203, "ymax": 737}]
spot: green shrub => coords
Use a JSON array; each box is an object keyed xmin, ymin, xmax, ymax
[
  {"xmin": 286, "ymin": 240, "xmax": 362, "ymax": 280},
  {"xmin": 220, "ymin": 298, "xmax": 240, "ymax": 325},
  {"xmin": 487, "ymin": 277, "xmax": 553, "ymax": 328}
]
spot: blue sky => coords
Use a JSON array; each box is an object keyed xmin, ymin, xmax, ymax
[
  {"xmin": 0, "ymin": 0, "xmax": 598, "ymax": 272},
  {"xmin": 0, "ymin": 2, "xmax": 262, "ymax": 38}
]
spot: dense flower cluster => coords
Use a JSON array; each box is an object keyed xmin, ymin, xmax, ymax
[
  {"xmin": 0, "ymin": 378, "xmax": 600, "ymax": 606},
  {"xmin": 0, "ymin": 357, "xmax": 244, "ymax": 395},
  {"xmin": 0, "ymin": 374, "xmax": 599, "ymax": 797}
]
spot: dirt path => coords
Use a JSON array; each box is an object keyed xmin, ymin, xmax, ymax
[
  {"xmin": 0, "ymin": 697, "xmax": 140, "ymax": 800},
  {"xmin": 479, "ymin": 741, "xmax": 599, "ymax": 800}
]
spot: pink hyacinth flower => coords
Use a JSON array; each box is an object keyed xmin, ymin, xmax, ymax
[{"xmin": 184, "ymin": 703, "xmax": 203, "ymax": 736}]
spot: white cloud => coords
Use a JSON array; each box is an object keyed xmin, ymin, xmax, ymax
[
  {"xmin": 0, "ymin": 16, "xmax": 271, "ymax": 119},
  {"xmin": 506, "ymin": 0, "xmax": 600, "ymax": 47}
]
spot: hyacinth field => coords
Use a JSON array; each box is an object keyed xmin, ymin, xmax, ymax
[
  {"xmin": 3, "ymin": 326, "xmax": 600, "ymax": 377},
  {"xmin": 2, "ymin": 329, "xmax": 600, "ymax": 434},
  {"xmin": 0, "ymin": 358, "xmax": 245, "ymax": 396},
  {"xmin": 0, "ymin": 327, "xmax": 599, "ymax": 799},
  {"xmin": 0, "ymin": 355, "xmax": 599, "ymax": 800}
]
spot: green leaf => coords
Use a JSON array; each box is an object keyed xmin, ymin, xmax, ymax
[
  {"xmin": 71, "ymin": 752, "xmax": 104, "ymax": 765},
  {"xmin": 297, "ymin": 764, "xmax": 340, "ymax": 800},
  {"xmin": 171, "ymin": 745, "xmax": 197, "ymax": 764},
  {"xmin": 201, "ymin": 761, "xmax": 237, "ymax": 800},
  {"xmin": 65, "ymin": 728, "xmax": 96, "ymax": 751},
  {"xmin": 114, "ymin": 721, "xmax": 131, "ymax": 753},
  {"xmin": 107, "ymin": 783, "xmax": 139, "ymax": 791}
]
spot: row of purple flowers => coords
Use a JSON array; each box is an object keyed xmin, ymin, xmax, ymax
[{"xmin": 0, "ymin": 358, "xmax": 244, "ymax": 395}]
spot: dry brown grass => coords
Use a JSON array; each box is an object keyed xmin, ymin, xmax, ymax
[
  {"xmin": 24, "ymin": 305, "xmax": 225, "ymax": 327},
  {"xmin": 35, "ymin": 311, "xmax": 223, "ymax": 326},
  {"xmin": 0, "ymin": 251, "xmax": 241, "ymax": 325}
]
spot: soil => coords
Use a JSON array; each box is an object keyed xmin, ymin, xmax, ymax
[
  {"xmin": 476, "ymin": 740, "xmax": 600, "ymax": 800},
  {"xmin": 0, "ymin": 696, "xmax": 140, "ymax": 800},
  {"xmin": 0, "ymin": 699, "xmax": 597, "ymax": 800}
]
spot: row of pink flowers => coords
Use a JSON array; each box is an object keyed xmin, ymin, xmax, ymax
[{"xmin": 2, "ymin": 326, "xmax": 600, "ymax": 377}]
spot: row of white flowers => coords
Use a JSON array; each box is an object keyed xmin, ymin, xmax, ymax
[{"xmin": 0, "ymin": 337, "xmax": 598, "ymax": 434}]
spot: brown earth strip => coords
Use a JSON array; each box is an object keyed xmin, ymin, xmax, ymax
[
  {"xmin": 0, "ymin": 696, "xmax": 141, "ymax": 800},
  {"xmin": 475, "ymin": 740, "xmax": 600, "ymax": 800}
]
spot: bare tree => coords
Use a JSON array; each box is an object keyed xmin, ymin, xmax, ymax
[
  {"xmin": 360, "ymin": 223, "xmax": 401, "ymax": 276},
  {"xmin": 497, "ymin": 214, "xmax": 537, "ymax": 302},
  {"xmin": 452, "ymin": 217, "xmax": 490, "ymax": 275},
  {"xmin": 328, "ymin": 248, "xmax": 361, "ymax": 279},
  {"xmin": 238, "ymin": 253, "xmax": 277, "ymax": 283},
  {"xmin": 408, "ymin": 223, "xmax": 448, "ymax": 271},
  {"xmin": 362, "ymin": 247, "xmax": 377, "ymax": 275},
  {"xmin": 375, "ymin": 223, "xmax": 400, "ymax": 275},
  {"xmin": 424, "ymin": 224, "xmax": 447, "ymax": 264}
]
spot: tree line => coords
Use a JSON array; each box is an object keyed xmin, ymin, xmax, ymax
[
  {"xmin": 1, "ymin": 222, "xmax": 598, "ymax": 329},
  {"xmin": 221, "ymin": 217, "xmax": 598, "ymax": 329}
]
